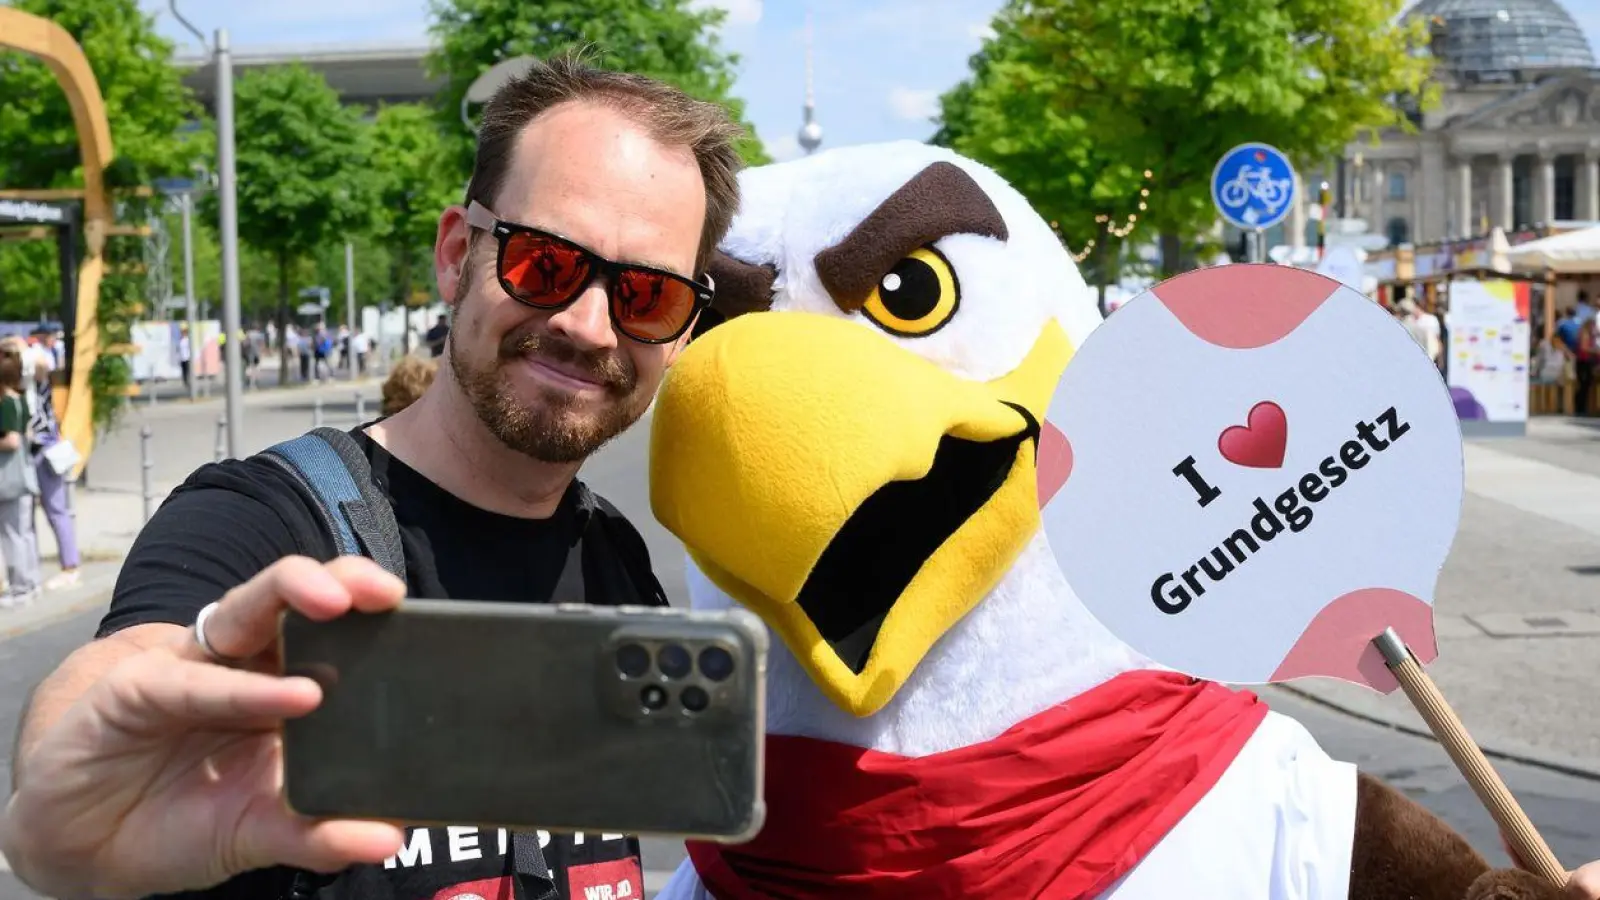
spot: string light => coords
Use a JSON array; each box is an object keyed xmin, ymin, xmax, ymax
[{"xmin": 1058, "ymin": 168, "xmax": 1157, "ymax": 262}]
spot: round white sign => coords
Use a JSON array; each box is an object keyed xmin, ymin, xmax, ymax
[{"xmin": 1040, "ymin": 264, "xmax": 1463, "ymax": 692}]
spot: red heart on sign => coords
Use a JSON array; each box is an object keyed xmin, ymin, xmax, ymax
[{"xmin": 1217, "ymin": 401, "xmax": 1288, "ymax": 469}]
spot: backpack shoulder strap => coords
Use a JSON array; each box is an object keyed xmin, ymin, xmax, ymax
[
  {"xmin": 572, "ymin": 482, "xmax": 670, "ymax": 607},
  {"xmin": 260, "ymin": 427, "xmax": 406, "ymax": 581}
]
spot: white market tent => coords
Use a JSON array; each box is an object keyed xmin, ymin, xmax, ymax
[{"xmin": 1504, "ymin": 225, "xmax": 1600, "ymax": 275}]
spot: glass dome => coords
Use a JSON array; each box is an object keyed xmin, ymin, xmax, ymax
[{"xmin": 1409, "ymin": 0, "xmax": 1595, "ymax": 81}]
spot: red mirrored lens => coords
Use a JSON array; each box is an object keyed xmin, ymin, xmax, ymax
[
  {"xmin": 612, "ymin": 269, "xmax": 699, "ymax": 341},
  {"xmin": 501, "ymin": 232, "xmax": 592, "ymax": 305}
]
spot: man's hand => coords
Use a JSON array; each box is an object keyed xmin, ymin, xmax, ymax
[
  {"xmin": 1569, "ymin": 861, "xmax": 1600, "ymax": 899},
  {"xmin": 1503, "ymin": 833, "xmax": 1600, "ymax": 899},
  {"xmin": 0, "ymin": 556, "xmax": 409, "ymax": 900}
]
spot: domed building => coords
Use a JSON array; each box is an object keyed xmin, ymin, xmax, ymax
[
  {"xmin": 1414, "ymin": 0, "xmax": 1593, "ymax": 82},
  {"xmin": 1289, "ymin": 0, "xmax": 1600, "ymax": 250}
]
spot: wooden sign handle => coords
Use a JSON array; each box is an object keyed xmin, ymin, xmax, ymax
[{"xmin": 1373, "ymin": 628, "xmax": 1567, "ymax": 886}]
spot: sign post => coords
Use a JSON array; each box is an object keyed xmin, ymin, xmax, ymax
[
  {"xmin": 1210, "ymin": 142, "xmax": 1298, "ymax": 264},
  {"xmin": 155, "ymin": 175, "xmax": 206, "ymax": 401}
]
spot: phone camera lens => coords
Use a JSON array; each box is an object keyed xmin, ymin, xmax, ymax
[
  {"xmin": 640, "ymin": 684, "xmax": 668, "ymax": 712},
  {"xmin": 657, "ymin": 644, "xmax": 692, "ymax": 679},
  {"xmin": 680, "ymin": 685, "xmax": 710, "ymax": 713},
  {"xmin": 616, "ymin": 643, "xmax": 651, "ymax": 678},
  {"xmin": 698, "ymin": 646, "xmax": 735, "ymax": 682}
]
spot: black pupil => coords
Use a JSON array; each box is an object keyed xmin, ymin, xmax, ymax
[{"xmin": 878, "ymin": 257, "xmax": 941, "ymax": 321}]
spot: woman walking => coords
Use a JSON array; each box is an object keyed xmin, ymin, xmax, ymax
[
  {"xmin": 0, "ymin": 352, "xmax": 40, "ymax": 606},
  {"xmin": 29, "ymin": 357, "xmax": 79, "ymax": 589}
]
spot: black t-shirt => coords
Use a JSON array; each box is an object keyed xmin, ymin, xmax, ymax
[{"xmin": 99, "ymin": 429, "xmax": 666, "ymax": 900}]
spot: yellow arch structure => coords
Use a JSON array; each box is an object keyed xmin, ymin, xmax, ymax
[{"xmin": 0, "ymin": 8, "xmax": 113, "ymax": 474}]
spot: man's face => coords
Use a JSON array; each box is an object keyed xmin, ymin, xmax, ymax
[{"xmin": 433, "ymin": 100, "xmax": 706, "ymax": 464}]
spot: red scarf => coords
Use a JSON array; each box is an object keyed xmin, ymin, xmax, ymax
[{"xmin": 687, "ymin": 670, "xmax": 1266, "ymax": 900}]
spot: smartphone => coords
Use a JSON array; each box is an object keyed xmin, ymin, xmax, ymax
[{"xmin": 278, "ymin": 599, "xmax": 769, "ymax": 843}]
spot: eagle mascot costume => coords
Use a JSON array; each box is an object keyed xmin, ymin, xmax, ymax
[{"xmin": 647, "ymin": 141, "xmax": 1561, "ymax": 900}]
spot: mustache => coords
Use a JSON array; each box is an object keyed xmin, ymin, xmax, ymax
[{"xmin": 500, "ymin": 331, "xmax": 635, "ymax": 391}]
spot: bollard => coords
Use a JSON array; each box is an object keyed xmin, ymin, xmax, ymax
[
  {"xmin": 355, "ymin": 391, "xmax": 366, "ymax": 423},
  {"xmin": 214, "ymin": 416, "xmax": 227, "ymax": 462},
  {"xmin": 140, "ymin": 425, "xmax": 154, "ymax": 524},
  {"xmin": 313, "ymin": 395, "xmax": 324, "ymax": 428},
  {"xmin": 147, "ymin": 382, "xmax": 157, "ymax": 408}
]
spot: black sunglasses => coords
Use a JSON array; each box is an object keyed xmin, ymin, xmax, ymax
[{"xmin": 465, "ymin": 201, "xmax": 714, "ymax": 345}]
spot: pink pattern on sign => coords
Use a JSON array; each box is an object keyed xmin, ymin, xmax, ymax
[
  {"xmin": 1269, "ymin": 588, "xmax": 1438, "ymax": 693},
  {"xmin": 1037, "ymin": 420, "xmax": 1073, "ymax": 509},
  {"xmin": 1151, "ymin": 265, "xmax": 1338, "ymax": 349}
]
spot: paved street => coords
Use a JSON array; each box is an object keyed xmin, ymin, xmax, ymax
[{"xmin": 0, "ymin": 385, "xmax": 1594, "ymax": 896}]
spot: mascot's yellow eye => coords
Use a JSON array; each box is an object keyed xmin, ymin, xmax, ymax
[{"xmin": 861, "ymin": 246, "xmax": 959, "ymax": 337}]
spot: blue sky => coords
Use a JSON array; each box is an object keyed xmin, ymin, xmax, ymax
[{"xmin": 140, "ymin": 0, "xmax": 1600, "ymax": 162}]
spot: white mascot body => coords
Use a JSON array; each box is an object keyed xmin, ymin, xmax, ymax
[{"xmin": 644, "ymin": 141, "xmax": 1552, "ymax": 900}]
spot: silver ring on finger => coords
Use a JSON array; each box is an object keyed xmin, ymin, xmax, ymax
[{"xmin": 194, "ymin": 601, "xmax": 244, "ymax": 666}]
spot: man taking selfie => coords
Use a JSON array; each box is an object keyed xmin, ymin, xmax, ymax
[{"xmin": 0, "ymin": 51, "xmax": 744, "ymax": 900}]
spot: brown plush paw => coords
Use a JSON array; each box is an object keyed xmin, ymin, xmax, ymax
[{"xmin": 1465, "ymin": 869, "xmax": 1568, "ymax": 900}]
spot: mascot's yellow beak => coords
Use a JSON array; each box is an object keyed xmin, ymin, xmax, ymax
[{"xmin": 649, "ymin": 311, "xmax": 1073, "ymax": 716}]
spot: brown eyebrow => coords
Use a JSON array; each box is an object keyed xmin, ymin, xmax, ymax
[
  {"xmin": 706, "ymin": 251, "xmax": 778, "ymax": 319},
  {"xmin": 813, "ymin": 161, "xmax": 1009, "ymax": 312}
]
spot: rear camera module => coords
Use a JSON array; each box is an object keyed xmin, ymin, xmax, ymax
[
  {"xmin": 680, "ymin": 685, "xmax": 710, "ymax": 713},
  {"xmin": 615, "ymin": 643, "xmax": 651, "ymax": 678},
  {"xmin": 657, "ymin": 643, "xmax": 692, "ymax": 679},
  {"xmin": 698, "ymin": 646, "xmax": 735, "ymax": 682},
  {"xmin": 640, "ymin": 684, "xmax": 669, "ymax": 711}
]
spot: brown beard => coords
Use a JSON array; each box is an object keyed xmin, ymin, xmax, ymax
[{"xmin": 448, "ymin": 273, "xmax": 647, "ymax": 464}]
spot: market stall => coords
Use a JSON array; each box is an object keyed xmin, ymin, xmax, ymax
[{"xmin": 1505, "ymin": 226, "xmax": 1600, "ymax": 416}]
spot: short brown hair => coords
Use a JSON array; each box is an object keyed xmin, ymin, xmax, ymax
[
  {"xmin": 0, "ymin": 354, "xmax": 22, "ymax": 393},
  {"xmin": 465, "ymin": 47, "xmax": 745, "ymax": 275},
  {"xmin": 381, "ymin": 355, "xmax": 437, "ymax": 416}
]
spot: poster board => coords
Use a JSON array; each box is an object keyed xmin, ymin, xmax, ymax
[
  {"xmin": 1444, "ymin": 279, "xmax": 1530, "ymax": 437},
  {"xmin": 129, "ymin": 320, "xmax": 223, "ymax": 382}
]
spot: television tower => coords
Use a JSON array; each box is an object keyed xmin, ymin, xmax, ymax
[{"xmin": 797, "ymin": 12, "xmax": 823, "ymax": 155}]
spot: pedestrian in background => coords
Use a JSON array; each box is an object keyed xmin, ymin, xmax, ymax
[
  {"xmin": 380, "ymin": 354, "xmax": 435, "ymax": 416},
  {"xmin": 1577, "ymin": 314, "xmax": 1599, "ymax": 416},
  {"xmin": 0, "ymin": 351, "xmax": 40, "ymax": 606},
  {"xmin": 29, "ymin": 356, "xmax": 80, "ymax": 591}
]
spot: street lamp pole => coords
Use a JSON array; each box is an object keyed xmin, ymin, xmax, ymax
[
  {"xmin": 216, "ymin": 27, "xmax": 243, "ymax": 457},
  {"xmin": 345, "ymin": 242, "xmax": 357, "ymax": 378},
  {"xmin": 170, "ymin": 1, "xmax": 243, "ymax": 456},
  {"xmin": 180, "ymin": 191, "xmax": 198, "ymax": 401}
]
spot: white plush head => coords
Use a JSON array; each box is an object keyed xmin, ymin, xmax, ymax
[
  {"xmin": 717, "ymin": 140, "xmax": 1103, "ymax": 381},
  {"xmin": 650, "ymin": 141, "xmax": 1149, "ymax": 754}
]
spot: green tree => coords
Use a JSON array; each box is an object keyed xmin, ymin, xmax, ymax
[
  {"xmin": 223, "ymin": 63, "xmax": 380, "ymax": 378},
  {"xmin": 938, "ymin": 0, "xmax": 1436, "ymax": 276},
  {"xmin": 426, "ymin": 0, "xmax": 771, "ymax": 169},
  {"xmin": 0, "ymin": 0, "xmax": 205, "ymax": 429},
  {"xmin": 368, "ymin": 103, "xmax": 460, "ymax": 316},
  {"xmin": 932, "ymin": 24, "xmax": 1148, "ymax": 309}
]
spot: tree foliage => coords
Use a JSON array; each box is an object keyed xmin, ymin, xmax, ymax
[
  {"xmin": 937, "ymin": 0, "xmax": 1436, "ymax": 274},
  {"xmin": 369, "ymin": 103, "xmax": 460, "ymax": 311},
  {"xmin": 0, "ymin": 0, "xmax": 206, "ymax": 429},
  {"xmin": 932, "ymin": 27, "xmax": 1146, "ymax": 276},
  {"xmin": 0, "ymin": 0, "xmax": 203, "ymax": 192},
  {"xmin": 223, "ymin": 63, "xmax": 379, "ymax": 356},
  {"xmin": 426, "ymin": 0, "xmax": 771, "ymax": 169}
]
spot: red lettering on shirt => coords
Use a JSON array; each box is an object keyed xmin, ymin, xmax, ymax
[
  {"xmin": 430, "ymin": 875, "xmax": 516, "ymax": 900},
  {"xmin": 565, "ymin": 859, "xmax": 642, "ymax": 900}
]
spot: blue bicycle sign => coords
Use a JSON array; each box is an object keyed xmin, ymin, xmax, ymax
[{"xmin": 1211, "ymin": 143, "xmax": 1298, "ymax": 231}]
